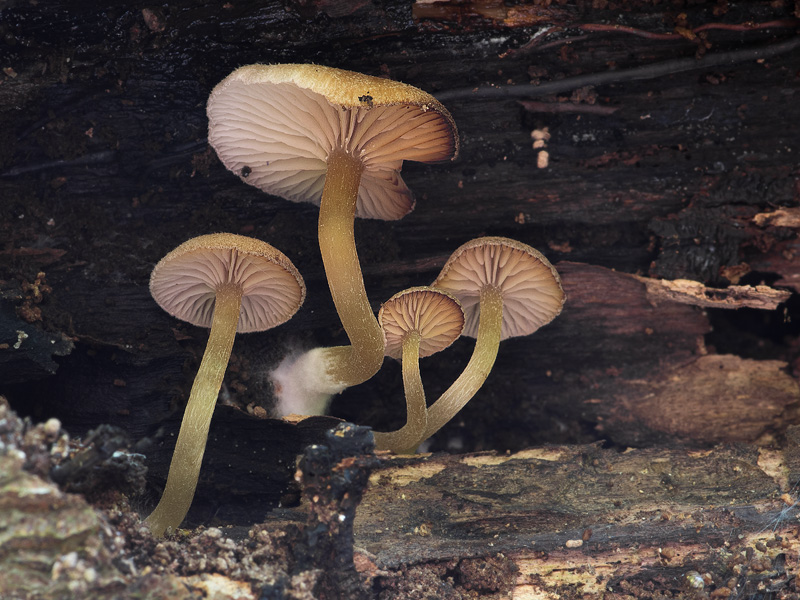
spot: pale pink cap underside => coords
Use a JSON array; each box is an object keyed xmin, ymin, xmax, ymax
[
  {"xmin": 432, "ymin": 237, "xmax": 564, "ymax": 340},
  {"xmin": 150, "ymin": 236, "xmax": 305, "ymax": 334},
  {"xmin": 379, "ymin": 287, "xmax": 464, "ymax": 360},
  {"xmin": 208, "ymin": 77, "xmax": 456, "ymax": 221}
]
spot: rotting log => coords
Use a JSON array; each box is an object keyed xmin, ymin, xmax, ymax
[
  {"xmin": 1, "ymin": 1, "xmax": 798, "ymax": 453},
  {"xmin": 4, "ymin": 395, "xmax": 800, "ymax": 599},
  {"xmin": 111, "ymin": 261, "xmax": 800, "ymax": 527},
  {"xmin": 1, "ymin": 3, "xmax": 800, "ymax": 590},
  {"xmin": 351, "ymin": 434, "xmax": 800, "ymax": 598}
]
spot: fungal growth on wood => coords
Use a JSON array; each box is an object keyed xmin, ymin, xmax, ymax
[
  {"xmin": 145, "ymin": 233, "xmax": 305, "ymax": 536},
  {"xmin": 373, "ymin": 286, "xmax": 464, "ymax": 454},
  {"xmin": 426, "ymin": 237, "xmax": 565, "ymax": 442},
  {"xmin": 207, "ymin": 64, "xmax": 459, "ymax": 416}
]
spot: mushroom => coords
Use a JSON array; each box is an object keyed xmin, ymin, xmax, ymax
[
  {"xmin": 373, "ymin": 286, "xmax": 464, "ymax": 454},
  {"xmin": 424, "ymin": 237, "xmax": 565, "ymax": 442},
  {"xmin": 207, "ymin": 64, "xmax": 458, "ymax": 408},
  {"xmin": 145, "ymin": 233, "xmax": 305, "ymax": 537}
]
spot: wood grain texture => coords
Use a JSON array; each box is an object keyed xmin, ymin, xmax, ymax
[
  {"xmin": 353, "ymin": 437, "xmax": 800, "ymax": 598},
  {"xmin": 0, "ymin": 3, "xmax": 799, "ymax": 577}
]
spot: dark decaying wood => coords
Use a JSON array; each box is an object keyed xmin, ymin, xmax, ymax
[
  {"xmin": 3, "ymin": 398, "xmax": 800, "ymax": 599},
  {"xmin": 1, "ymin": 0, "xmax": 798, "ymax": 448},
  {"xmin": 353, "ymin": 434, "xmax": 800, "ymax": 598},
  {"xmin": 1, "ymin": 0, "xmax": 800, "ymax": 596}
]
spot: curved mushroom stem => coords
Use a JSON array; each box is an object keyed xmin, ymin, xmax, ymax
[
  {"xmin": 373, "ymin": 331, "xmax": 428, "ymax": 454},
  {"xmin": 317, "ymin": 148, "xmax": 385, "ymax": 388},
  {"xmin": 422, "ymin": 285, "xmax": 504, "ymax": 441},
  {"xmin": 145, "ymin": 283, "xmax": 243, "ymax": 537}
]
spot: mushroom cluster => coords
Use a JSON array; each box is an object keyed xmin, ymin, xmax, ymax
[
  {"xmin": 371, "ymin": 237, "xmax": 565, "ymax": 453},
  {"xmin": 144, "ymin": 64, "xmax": 565, "ymax": 536},
  {"xmin": 207, "ymin": 64, "xmax": 459, "ymax": 413}
]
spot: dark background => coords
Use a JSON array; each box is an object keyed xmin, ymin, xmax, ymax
[{"xmin": 2, "ymin": 0, "xmax": 800, "ymax": 523}]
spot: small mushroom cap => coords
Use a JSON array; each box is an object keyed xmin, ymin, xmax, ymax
[
  {"xmin": 432, "ymin": 237, "xmax": 564, "ymax": 340},
  {"xmin": 379, "ymin": 286, "xmax": 465, "ymax": 360},
  {"xmin": 207, "ymin": 63, "xmax": 459, "ymax": 221},
  {"xmin": 150, "ymin": 233, "xmax": 305, "ymax": 333}
]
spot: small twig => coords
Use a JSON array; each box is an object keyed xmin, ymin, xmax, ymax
[
  {"xmin": 692, "ymin": 19, "xmax": 799, "ymax": 34},
  {"xmin": 499, "ymin": 25, "xmax": 564, "ymax": 57},
  {"xmin": 0, "ymin": 151, "xmax": 117, "ymax": 178},
  {"xmin": 579, "ymin": 23, "xmax": 679, "ymax": 41},
  {"xmin": 505, "ymin": 18, "xmax": 799, "ymax": 56},
  {"xmin": 580, "ymin": 19, "xmax": 799, "ymax": 40},
  {"xmin": 437, "ymin": 36, "xmax": 800, "ymax": 103},
  {"xmin": 531, "ymin": 34, "xmax": 590, "ymax": 53},
  {"xmin": 518, "ymin": 100, "xmax": 618, "ymax": 115}
]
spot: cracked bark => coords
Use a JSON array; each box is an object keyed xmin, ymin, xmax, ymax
[{"xmin": 1, "ymin": 1, "xmax": 800, "ymax": 597}]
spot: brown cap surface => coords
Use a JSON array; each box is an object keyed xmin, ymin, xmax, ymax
[
  {"xmin": 379, "ymin": 286, "xmax": 465, "ymax": 360},
  {"xmin": 432, "ymin": 237, "xmax": 564, "ymax": 340},
  {"xmin": 150, "ymin": 233, "xmax": 305, "ymax": 333},
  {"xmin": 207, "ymin": 63, "xmax": 459, "ymax": 221}
]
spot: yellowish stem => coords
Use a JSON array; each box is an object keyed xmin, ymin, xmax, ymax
[
  {"xmin": 145, "ymin": 283, "xmax": 243, "ymax": 537},
  {"xmin": 373, "ymin": 331, "xmax": 428, "ymax": 454},
  {"xmin": 422, "ymin": 286, "xmax": 504, "ymax": 441},
  {"xmin": 318, "ymin": 148, "xmax": 385, "ymax": 387}
]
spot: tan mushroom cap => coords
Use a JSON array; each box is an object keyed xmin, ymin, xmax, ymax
[
  {"xmin": 150, "ymin": 233, "xmax": 305, "ymax": 333},
  {"xmin": 379, "ymin": 286, "xmax": 465, "ymax": 360},
  {"xmin": 207, "ymin": 63, "xmax": 459, "ymax": 221},
  {"xmin": 432, "ymin": 237, "xmax": 564, "ymax": 340}
]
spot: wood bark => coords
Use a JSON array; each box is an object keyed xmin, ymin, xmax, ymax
[
  {"xmin": 1, "ymin": 0, "xmax": 800, "ymax": 596},
  {"xmin": 352, "ymin": 436, "xmax": 800, "ymax": 599},
  {"xmin": 1, "ymin": 0, "xmax": 798, "ymax": 447},
  {"xmin": 3, "ymin": 398, "xmax": 800, "ymax": 599}
]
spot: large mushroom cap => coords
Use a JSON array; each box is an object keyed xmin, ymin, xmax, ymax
[
  {"xmin": 432, "ymin": 237, "xmax": 565, "ymax": 340},
  {"xmin": 379, "ymin": 286, "xmax": 465, "ymax": 360},
  {"xmin": 150, "ymin": 233, "xmax": 305, "ymax": 333},
  {"xmin": 207, "ymin": 63, "xmax": 459, "ymax": 221}
]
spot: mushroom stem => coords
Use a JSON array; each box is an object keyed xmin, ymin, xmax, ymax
[
  {"xmin": 145, "ymin": 282, "xmax": 243, "ymax": 537},
  {"xmin": 423, "ymin": 285, "xmax": 504, "ymax": 440},
  {"xmin": 317, "ymin": 148, "xmax": 385, "ymax": 388},
  {"xmin": 373, "ymin": 331, "xmax": 428, "ymax": 454}
]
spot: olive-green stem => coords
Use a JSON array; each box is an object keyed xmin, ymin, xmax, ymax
[
  {"xmin": 373, "ymin": 331, "xmax": 428, "ymax": 454},
  {"xmin": 145, "ymin": 283, "xmax": 243, "ymax": 537},
  {"xmin": 423, "ymin": 286, "xmax": 504, "ymax": 441},
  {"xmin": 317, "ymin": 148, "xmax": 385, "ymax": 387}
]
